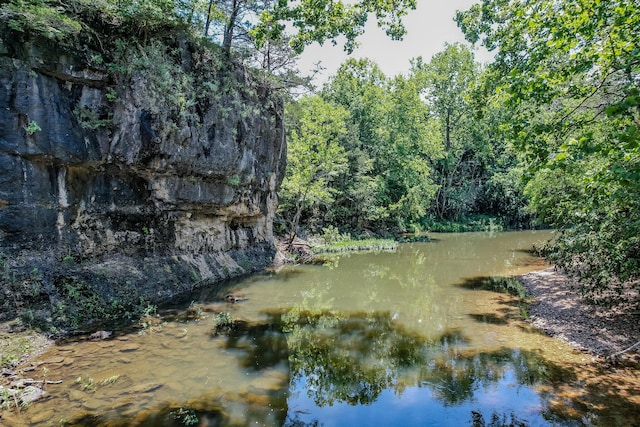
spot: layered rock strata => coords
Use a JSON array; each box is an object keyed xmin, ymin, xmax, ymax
[{"xmin": 0, "ymin": 29, "xmax": 286, "ymax": 322}]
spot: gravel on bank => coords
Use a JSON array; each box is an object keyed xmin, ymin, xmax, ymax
[{"xmin": 519, "ymin": 268, "xmax": 640, "ymax": 357}]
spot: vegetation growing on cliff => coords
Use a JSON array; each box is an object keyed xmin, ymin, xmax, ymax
[{"xmin": 0, "ymin": 0, "xmax": 417, "ymax": 65}]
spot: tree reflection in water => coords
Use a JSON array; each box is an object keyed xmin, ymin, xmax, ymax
[
  {"xmin": 220, "ymin": 309, "xmax": 585, "ymax": 426},
  {"xmin": 62, "ymin": 305, "xmax": 635, "ymax": 427}
]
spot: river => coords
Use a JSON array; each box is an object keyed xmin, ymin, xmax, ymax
[{"xmin": 3, "ymin": 231, "xmax": 639, "ymax": 426}]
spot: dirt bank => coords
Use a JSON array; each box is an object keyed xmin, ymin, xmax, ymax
[{"xmin": 519, "ymin": 268, "xmax": 640, "ymax": 358}]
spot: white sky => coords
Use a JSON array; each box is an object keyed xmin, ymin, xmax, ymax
[{"xmin": 296, "ymin": 0, "xmax": 493, "ymax": 85}]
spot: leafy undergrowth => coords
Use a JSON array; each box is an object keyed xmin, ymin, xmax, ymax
[{"xmin": 421, "ymin": 215, "xmax": 505, "ymax": 233}]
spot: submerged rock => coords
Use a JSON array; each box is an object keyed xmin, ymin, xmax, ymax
[
  {"xmin": 68, "ymin": 389, "xmax": 87, "ymax": 402},
  {"xmin": 29, "ymin": 409, "xmax": 55, "ymax": 424},
  {"xmin": 118, "ymin": 343, "xmax": 140, "ymax": 353},
  {"xmin": 89, "ymin": 331, "xmax": 112, "ymax": 340},
  {"xmin": 19, "ymin": 386, "xmax": 46, "ymax": 404},
  {"xmin": 128, "ymin": 382, "xmax": 163, "ymax": 394}
]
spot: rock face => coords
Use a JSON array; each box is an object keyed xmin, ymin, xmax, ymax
[{"xmin": 0, "ymin": 27, "xmax": 286, "ymax": 320}]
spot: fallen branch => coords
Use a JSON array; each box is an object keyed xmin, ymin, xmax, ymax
[
  {"xmin": 30, "ymin": 379, "xmax": 63, "ymax": 385},
  {"xmin": 13, "ymin": 391, "xmax": 20, "ymax": 413},
  {"xmin": 608, "ymin": 340, "xmax": 640, "ymax": 360}
]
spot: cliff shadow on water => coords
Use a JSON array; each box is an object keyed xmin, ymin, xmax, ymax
[{"xmin": 0, "ymin": 4, "xmax": 286, "ymax": 332}]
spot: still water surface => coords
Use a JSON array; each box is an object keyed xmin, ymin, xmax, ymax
[{"xmin": 7, "ymin": 231, "xmax": 640, "ymax": 426}]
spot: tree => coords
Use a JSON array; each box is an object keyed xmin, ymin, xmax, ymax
[
  {"xmin": 210, "ymin": 0, "xmax": 272, "ymax": 54},
  {"xmin": 377, "ymin": 72, "xmax": 440, "ymax": 227},
  {"xmin": 279, "ymin": 96, "xmax": 349, "ymax": 242},
  {"xmin": 194, "ymin": 0, "xmax": 417, "ymax": 58},
  {"xmin": 254, "ymin": 0, "xmax": 417, "ymax": 54},
  {"xmin": 456, "ymin": 0, "xmax": 640, "ymax": 305},
  {"xmin": 322, "ymin": 59, "xmax": 390, "ymax": 230},
  {"xmin": 414, "ymin": 43, "xmax": 484, "ymax": 221},
  {"xmin": 322, "ymin": 58, "xmax": 441, "ymax": 231}
]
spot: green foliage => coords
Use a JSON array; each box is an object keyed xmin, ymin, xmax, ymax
[
  {"xmin": 279, "ymin": 95, "xmax": 349, "ymax": 240},
  {"xmin": 457, "ymin": 0, "xmax": 640, "ymax": 306},
  {"xmin": 0, "ymin": 0, "xmax": 418, "ymax": 85},
  {"xmin": 255, "ymin": 0, "xmax": 417, "ymax": 54},
  {"xmin": 0, "ymin": 335, "xmax": 35, "ymax": 369},
  {"xmin": 311, "ymin": 238, "xmax": 397, "ymax": 254},
  {"xmin": 421, "ymin": 215, "xmax": 504, "ymax": 233},
  {"xmin": 377, "ymin": 72, "xmax": 440, "ymax": 226},
  {"xmin": 321, "ymin": 225, "xmax": 350, "ymax": 245},
  {"xmin": 414, "ymin": 43, "xmax": 497, "ymax": 222},
  {"xmin": 1, "ymin": 0, "xmax": 82, "ymax": 42},
  {"xmin": 24, "ymin": 120, "xmax": 41, "ymax": 135},
  {"xmin": 212, "ymin": 311, "xmax": 234, "ymax": 335},
  {"xmin": 280, "ymin": 47, "xmax": 535, "ymax": 238},
  {"xmin": 480, "ymin": 164, "xmax": 531, "ymax": 229},
  {"xmin": 105, "ymin": 87, "xmax": 117, "ymax": 102},
  {"xmin": 75, "ymin": 375, "xmax": 97, "ymax": 393},
  {"xmin": 51, "ymin": 277, "xmax": 155, "ymax": 329},
  {"xmin": 318, "ymin": 58, "xmax": 441, "ymax": 231},
  {"xmin": 284, "ymin": 47, "xmax": 532, "ymax": 237},
  {"xmin": 115, "ymin": 41, "xmax": 197, "ymax": 118},
  {"xmin": 321, "ymin": 59, "xmax": 390, "ymax": 229},
  {"xmin": 73, "ymin": 107, "xmax": 112, "ymax": 130},
  {"xmin": 171, "ymin": 407, "xmax": 199, "ymax": 426}
]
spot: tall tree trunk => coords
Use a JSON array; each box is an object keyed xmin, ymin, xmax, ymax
[
  {"xmin": 204, "ymin": 0, "xmax": 214, "ymax": 37},
  {"xmin": 288, "ymin": 190, "xmax": 309, "ymax": 246},
  {"xmin": 445, "ymin": 110, "xmax": 451, "ymax": 152},
  {"xmin": 288, "ymin": 205, "xmax": 302, "ymax": 245},
  {"xmin": 223, "ymin": 0, "xmax": 240, "ymax": 54}
]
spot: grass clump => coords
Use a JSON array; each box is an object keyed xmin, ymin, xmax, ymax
[
  {"xmin": 212, "ymin": 312, "xmax": 234, "ymax": 335},
  {"xmin": 311, "ymin": 238, "xmax": 397, "ymax": 254},
  {"xmin": 0, "ymin": 334, "xmax": 35, "ymax": 369},
  {"xmin": 98, "ymin": 375, "xmax": 120, "ymax": 386},
  {"xmin": 75, "ymin": 375, "xmax": 96, "ymax": 392}
]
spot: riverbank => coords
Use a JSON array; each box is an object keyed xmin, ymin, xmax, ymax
[{"xmin": 519, "ymin": 268, "xmax": 640, "ymax": 359}]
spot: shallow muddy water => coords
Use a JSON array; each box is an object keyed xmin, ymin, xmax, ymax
[{"xmin": 4, "ymin": 231, "xmax": 640, "ymax": 426}]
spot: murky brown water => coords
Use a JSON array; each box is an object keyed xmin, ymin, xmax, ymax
[{"xmin": 3, "ymin": 231, "xmax": 639, "ymax": 426}]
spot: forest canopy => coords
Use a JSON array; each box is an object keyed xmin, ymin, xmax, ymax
[{"xmin": 455, "ymin": 0, "xmax": 640, "ymax": 305}]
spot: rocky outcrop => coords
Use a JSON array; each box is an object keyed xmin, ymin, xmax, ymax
[{"xmin": 0, "ymin": 26, "xmax": 286, "ymax": 325}]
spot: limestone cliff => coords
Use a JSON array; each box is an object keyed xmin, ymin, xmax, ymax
[{"xmin": 0, "ymin": 22, "xmax": 286, "ymax": 326}]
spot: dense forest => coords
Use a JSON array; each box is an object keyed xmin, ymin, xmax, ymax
[
  {"xmin": 2, "ymin": 0, "xmax": 639, "ymax": 309},
  {"xmin": 280, "ymin": 0, "xmax": 640, "ymax": 308}
]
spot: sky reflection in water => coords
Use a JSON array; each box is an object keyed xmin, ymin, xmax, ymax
[{"xmin": 221, "ymin": 308, "xmax": 565, "ymax": 427}]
